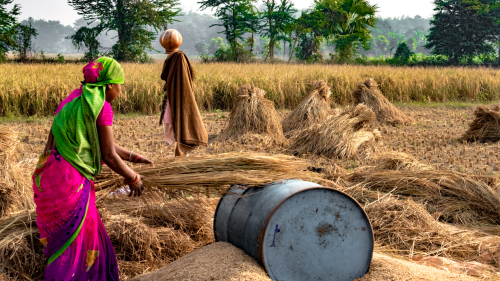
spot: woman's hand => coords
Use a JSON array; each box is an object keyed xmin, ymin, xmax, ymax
[
  {"xmin": 128, "ymin": 175, "xmax": 145, "ymax": 197},
  {"xmin": 134, "ymin": 156, "xmax": 153, "ymax": 165}
]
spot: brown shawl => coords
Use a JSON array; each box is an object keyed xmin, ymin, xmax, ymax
[{"xmin": 160, "ymin": 51, "xmax": 208, "ymax": 148}]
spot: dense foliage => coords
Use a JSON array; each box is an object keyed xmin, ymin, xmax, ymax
[
  {"xmin": 68, "ymin": 0, "xmax": 181, "ymax": 62},
  {"xmin": 426, "ymin": 0, "xmax": 500, "ymax": 64},
  {"xmin": 0, "ymin": 0, "xmax": 20, "ymax": 61}
]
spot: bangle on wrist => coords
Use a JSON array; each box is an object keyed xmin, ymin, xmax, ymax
[
  {"xmin": 133, "ymin": 155, "xmax": 143, "ymax": 163},
  {"xmin": 126, "ymin": 174, "xmax": 140, "ymax": 185},
  {"xmin": 129, "ymin": 151, "xmax": 134, "ymax": 162}
]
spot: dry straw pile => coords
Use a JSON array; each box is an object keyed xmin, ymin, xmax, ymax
[
  {"xmin": 372, "ymin": 151, "xmax": 431, "ymax": 171},
  {"xmin": 289, "ymin": 104, "xmax": 380, "ymax": 159},
  {"xmin": 0, "ymin": 194, "xmax": 219, "ymax": 280},
  {"xmin": 216, "ymin": 85, "xmax": 285, "ymax": 145},
  {"xmin": 462, "ymin": 105, "xmax": 500, "ymax": 142},
  {"xmin": 346, "ymin": 169, "xmax": 500, "ymax": 226},
  {"xmin": 353, "ymin": 78, "xmax": 414, "ymax": 125},
  {"xmin": 0, "ymin": 127, "xmax": 33, "ymax": 217},
  {"xmin": 95, "ymin": 153, "xmax": 318, "ymax": 199},
  {"xmin": 281, "ymin": 80, "xmax": 332, "ymax": 136},
  {"xmin": 365, "ymin": 197, "xmax": 500, "ymax": 271}
]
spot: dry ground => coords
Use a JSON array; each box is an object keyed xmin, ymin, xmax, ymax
[{"xmin": 11, "ymin": 104, "xmax": 500, "ymax": 177}]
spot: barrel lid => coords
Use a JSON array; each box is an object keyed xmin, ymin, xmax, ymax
[{"xmin": 261, "ymin": 187, "xmax": 373, "ymax": 280}]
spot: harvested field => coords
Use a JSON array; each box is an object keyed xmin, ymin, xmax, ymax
[{"xmin": 2, "ymin": 103, "xmax": 500, "ymax": 280}]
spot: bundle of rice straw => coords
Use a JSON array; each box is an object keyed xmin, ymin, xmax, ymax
[
  {"xmin": 353, "ymin": 78, "xmax": 414, "ymax": 125},
  {"xmin": 281, "ymin": 80, "xmax": 332, "ymax": 136},
  {"xmin": 366, "ymin": 197, "xmax": 500, "ymax": 269},
  {"xmin": 95, "ymin": 153, "xmax": 319, "ymax": 197},
  {"xmin": 346, "ymin": 170, "xmax": 500, "ymax": 225},
  {"xmin": 0, "ymin": 127, "xmax": 34, "ymax": 217},
  {"xmin": 365, "ymin": 198, "xmax": 500, "ymax": 267},
  {"xmin": 216, "ymin": 85, "xmax": 285, "ymax": 145},
  {"xmin": 373, "ymin": 151, "xmax": 431, "ymax": 171},
  {"xmin": 0, "ymin": 211, "xmax": 45, "ymax": 280},
  {"xmin": 289, "ymin": 104, "xmax": 380, "ymax": 159},
  {"xmin": 462, "ymin": 105, "xmax": 500, "ymax": 142}
]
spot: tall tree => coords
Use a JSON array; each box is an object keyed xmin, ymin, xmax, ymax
[
  {"xmin": 259, "ymin": 0, "xmax": 297, "ymax": 60},
  {"xmin": 425, "ymin": 0, "xmax": 500, "ymax": 64},
  {"xmin": 12, "ymin": 17, "xmax": 38, "ymax": 61},
  {"xmin": 198, "ymin": 0, "xmax": 258, "ymax": 60},
  {"xmin": 0, "ymin": 0, "xmax": 21, "ymax": 61},
  {"xmin": 69, "ymin": 26, "xmax": 103, "ymax": 61},
  {"xmin": 68, "ymin": 0, "xmax": 181, "ymax": 62},
  {"xmin": 314, "ymin": 0, "xmax": 378, "ymax": 62}
]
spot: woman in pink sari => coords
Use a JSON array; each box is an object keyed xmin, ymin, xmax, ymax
[{"xmin": 33, "ymin": 57, "xmax": 152, "ymax": 280}]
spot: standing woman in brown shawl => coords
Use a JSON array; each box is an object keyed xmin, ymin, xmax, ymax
[{"xmin": 159, "ymin": 29, "xmax": 208, "ymax": 157}]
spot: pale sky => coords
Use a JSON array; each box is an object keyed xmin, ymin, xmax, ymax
[{"xmin": 9, "ymin": 0, "xmax": 435, "ymax": 27}]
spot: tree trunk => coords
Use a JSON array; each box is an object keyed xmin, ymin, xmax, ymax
[
  {"xmin": 268, "ymin": 2, "xmax": 274, "ymax": 59},
  {"xmin": 116, "ymin": 0, "xmax": 126, "ymax": 61}
]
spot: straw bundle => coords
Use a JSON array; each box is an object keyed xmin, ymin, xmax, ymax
[
  {"xmin": 347, "ymin": 170, "xmax": 500, "ymax": 225},
  {"xmin": 0, "ymin": 127, "xmax": 34, "ymax": 217},
  {"xmin": 462, "ymin": 105, "xmax": 500, "ymax": 142},
  {"xmin": 95, "ymin": 153, "xmax": 319, "ymax": 196},
  {"xmin": 281, "ymin": 80, "xmax": 332, "ymax": 136},
  {"xmin": 353, "ymin": 78, "xmax": 414, "ymax": 125},
  {"xmin": 289, "ymin": 104, "xmax": 380, "ymax": 159},
  {"xmin": 216, "ymin": 85, "xmax": 285, "ymax": 144},
  {"xmin": 0, "ymin": 211, "xmax": 45, "ymax": 280},
  {"xmin": 366, "ymin": 197, "xmax": 500, "ymax": 267},
  {"xmin": 373, "ymin": 151, "xmax": 431, "ymax": 171}
]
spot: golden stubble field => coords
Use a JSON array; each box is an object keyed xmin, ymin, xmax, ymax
[{"xmin": 11, "ymin": 105, "xmax": 500, "ymax": 177}]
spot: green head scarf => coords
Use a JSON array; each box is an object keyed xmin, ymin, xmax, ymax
[{"xmin": 52, "ymin": 57, "xmax": 125, "ymax": 180}]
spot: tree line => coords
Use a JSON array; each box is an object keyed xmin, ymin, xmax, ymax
[{"xmin": 1, "ymin": 0, "xmax": 500, "ymax": 65}]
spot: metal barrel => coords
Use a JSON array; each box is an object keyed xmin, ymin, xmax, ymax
[{"xmin": 214, "ymin": 179, "xmax": 374, "ymax": 281}]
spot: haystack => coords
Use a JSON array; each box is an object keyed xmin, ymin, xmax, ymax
[
  {"xmin": 216, "ymin": 85, "xmax": 285, "ymax": 145},
  {"xmin": 289, "ymin": 104, "xmax": 380, "ymax": 159},
  {"xmin": 353, "ymin": 78, "xmax": 414, "ymax": 125},
  {"xmin": 281, "ymin": 80, "xmax": 332, "ymax": 136},
  {"xmin": 462, "ymin": 105, "xmax": 500, "ymax": 142},
  {"xmin": 346, "ymin": 170, "xmax": 500, "ymax": 225}
]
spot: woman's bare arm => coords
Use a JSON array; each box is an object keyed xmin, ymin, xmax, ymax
[
  {"xmin": 114, "ymin": 143, "xmax": 152, "ymax": 164},
  {"xmin": 98, "ymin": 125, "xmax": 144, "ymax": 196}
]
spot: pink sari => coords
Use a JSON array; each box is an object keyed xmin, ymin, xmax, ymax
[
  {"xmin": 33, "ymin": 150, "xmax": 119, "ymax": 280},
  {"xmin": 33, "ymin": 86, "xmax": 118, "ymax": 280}
]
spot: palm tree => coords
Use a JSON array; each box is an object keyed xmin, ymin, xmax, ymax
[{"xmin": 314, "ymin": 0, "xmax": 378, "ymax": 62}]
